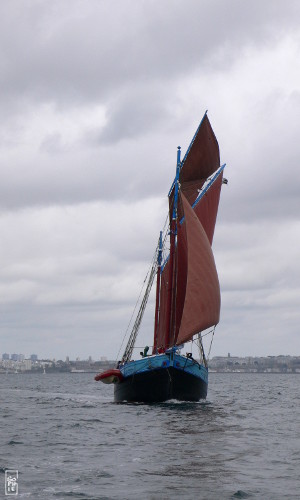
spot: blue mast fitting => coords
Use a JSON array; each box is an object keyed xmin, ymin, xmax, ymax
[
  {"xmin": 192, "ymin": 163, "xmax": 226, "ymax": 209},
  {"xmin": 178, "ymin": 163, "xmax": 226, "ymax": 226},
  {"xmin": 157, "ymin": 231, "xmax": 163, "ymax": 266},
  {"xmin": 172, "ymin": 146, "xmax": 181, "ymax": 226}
]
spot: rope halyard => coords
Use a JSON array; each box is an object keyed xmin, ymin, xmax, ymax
[
  {"xmin": 116, "ymin": 237, "xmax": 160, "ymax": 366},
  {"xmin": 115, "ymin": 243, "xmax": 158, "ymax": 366},
  {"xmin": 194, "ymin": 327, "xmax": 216, "ymax": 367},
  {"xmin": 121, "ymin": 261, "xmax": 157, "ymax": 364},
  {"xmin": 196, "ymin": 333, "xmax": 207, "ymax": 368},
  {"xmin": 206, "ymin": 326, "xmax": 216, "ymax": 361}
]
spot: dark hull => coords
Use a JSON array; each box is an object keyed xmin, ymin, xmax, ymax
[{"xmin": 114, "ymin": 366, "xmax": 207, "ymax": 403}]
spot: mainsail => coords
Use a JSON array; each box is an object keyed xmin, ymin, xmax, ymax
[{"xmin": 154, "ymin": 113, "xmax": 223, "ymax": 352}]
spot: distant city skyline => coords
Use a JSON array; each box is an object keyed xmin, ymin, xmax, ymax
[
  {"xmin": 1, "ymin": 352, "xmax": 108, "ymax": 362},
  {"xmin": 1, "ymin": 352, "xmax": 300, "ymax": 376},
  {"xmin": 1, "ymin": 351, "xmax": 298, "ymax": 363}
]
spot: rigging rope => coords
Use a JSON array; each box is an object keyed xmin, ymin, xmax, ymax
[
  {"xmin": 192, "ymin": 327, "xmax": 216, "ymax": 367},
  {"xmin": 115, "ymin": 238, "xmax": 159, "ymax": 366},
  {"xmin": 206, "ymin": 326, "xmax": 216, "ymax": 361},
  {"xmin": 121, "ymin": 260, "xmax": 157, "ymax": 364}
]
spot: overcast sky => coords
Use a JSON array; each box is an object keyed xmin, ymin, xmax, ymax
[{"xmin": 1, "ymin": 0, "xmax": 299, "ymax": 361}]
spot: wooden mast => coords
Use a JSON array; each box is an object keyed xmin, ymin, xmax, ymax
[
  {"xmin": 164, "ymin": 146, "xmax": 181, "ymax": 349},
  {"xmin": 153, "ymin": 231, "xmax": 163, "ymax": 353}
]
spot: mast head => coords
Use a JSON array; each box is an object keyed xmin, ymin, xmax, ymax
[{"xmin": 177, "ymin": 146, "xmax": 181, "ymax": 167}]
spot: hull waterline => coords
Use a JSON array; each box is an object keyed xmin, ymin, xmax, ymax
[
  {"xmin": 113, "ymin": 354, "xmax": 208, "ymax": 403},
  {"xmin": 114, "ymin": 366, "xmax": 207, "ymax": 403}
]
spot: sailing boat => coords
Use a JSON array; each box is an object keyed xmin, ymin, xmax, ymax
[{"xmin": 95, "ymin": 112, "xmax": 226, "ymax": 402}]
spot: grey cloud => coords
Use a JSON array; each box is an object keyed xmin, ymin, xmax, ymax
[
  {"xmin": 40, "ymin": 133, "xmax": 66, "ymax": 154},
  {"xmin": 98, "ymin": 85, "xmax": 172, "ymax": 144},
  {"xmin": 218, "ymin": 89, "xmax": 300, "ymax": 224},
  {"xmin": 1, "ymin": 1, "xmax": 299, "ymax": 111}
]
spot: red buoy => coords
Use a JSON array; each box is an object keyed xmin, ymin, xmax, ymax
[{"xmin": 94, "ymin": 369, "xmax": 123, "ymax": 384}]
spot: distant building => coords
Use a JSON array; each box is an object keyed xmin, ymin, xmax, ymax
[
  {"xmin": 24, "ymin": 359, "xmax": 32, "ymax": 370},
  {"xmin": 11, "ymin": 354, "xmax": 19, "ymax": 361},
  {"xmin": 2, "ymin": 353, "xmax": 9, "ymax": 360},
  {"xmin": 30, "ymin": 354, "xmax": 38, "ymax": 362}
]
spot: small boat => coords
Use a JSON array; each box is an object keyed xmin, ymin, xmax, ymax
[{"xmin": 95, "ymin": 112, "xmax": 227, "ymax": 402}]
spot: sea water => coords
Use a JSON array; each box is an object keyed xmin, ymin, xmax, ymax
[{"xmin": 1, "ymin": 372, "xmax": 299, "ymax": 499}]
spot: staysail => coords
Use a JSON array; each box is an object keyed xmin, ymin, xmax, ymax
[{"xmin": 175, "ymin": 192, "xmax": 220, "ymax": 345}]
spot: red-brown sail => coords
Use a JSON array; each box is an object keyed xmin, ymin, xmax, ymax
[
  {"xmin": 175, "ymin": 192, "xmax": 220, "ymax": 345},
  {"xmin": 155, "ymin": 259, "xmax": 170, "ymax": 351},
  {"xmin": 172, "ymin": 214, "xmax": 188, "ymax": 345},
  {"xmin": 169, "ymin": 113, "xmax": 221, "ymax": 240},
  {"xmin": 180, "ymin": 113, "xmax": 220, "ymax": 185},
  {"xmin": 193, "ymin": 172, "xmax": 223, "ymax": 245}
]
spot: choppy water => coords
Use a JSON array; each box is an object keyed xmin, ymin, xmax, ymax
[{"xmin": 1, "ymin": 372, "xmax": 299, "ymax": 499}]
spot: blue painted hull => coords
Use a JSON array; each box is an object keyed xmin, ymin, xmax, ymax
[{"xmin": 114, "ymin": 354, "xmax": 208, "ymax": 403}]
